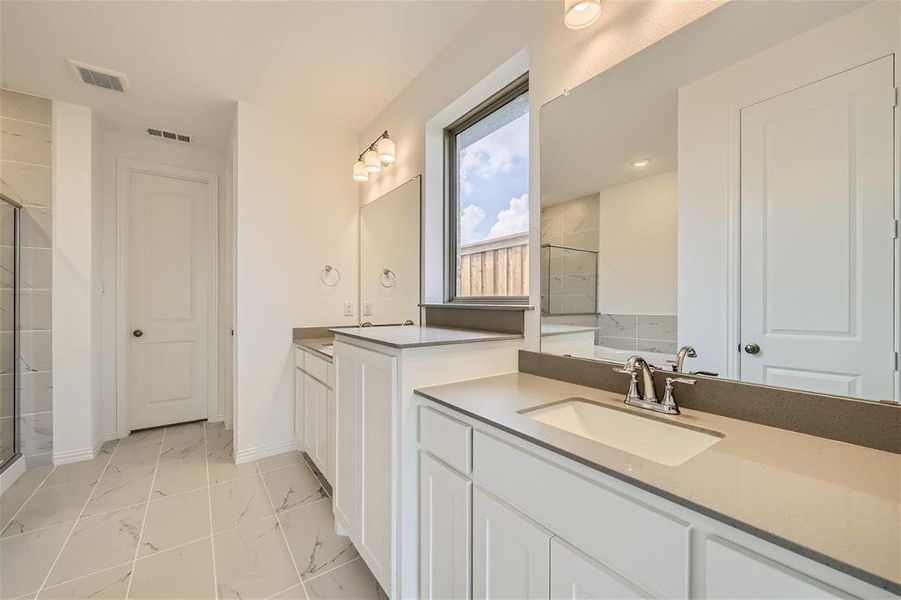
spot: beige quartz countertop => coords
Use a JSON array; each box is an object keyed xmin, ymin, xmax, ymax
[
  {"xmin": 329, "ymin": 325, "xmax": 521, "ymax": 348},
  {"xmin": 415, "ymin": 372, "xmax": 901, "ymax": 592},
  {"xmin": 293, "ymin": 337, "xmax": 333, "ymax": 360}
]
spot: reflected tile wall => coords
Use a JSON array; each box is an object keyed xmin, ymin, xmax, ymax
[
  {"xmin": 541, "ymin": 195, "xmax": 599, "ymax": 315},
  {"xmin": 0, "ymin": 88, "xmax": 53, "ymax": 466},
  {"xmin": 597, "ymin": 313, "xmax": 677, "ymax": 354}
]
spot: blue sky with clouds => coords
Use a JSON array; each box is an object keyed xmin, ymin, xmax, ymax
[{"xmin": 457, "ymin": 112, "xmax": 529, "ymax": 245}]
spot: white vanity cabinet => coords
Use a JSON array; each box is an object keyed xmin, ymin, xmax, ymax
[
  {"xmin": 416, "ymin": 399, "xmax": 893, "ymax": 600},
  {"xmin": 332, "ymin": 332, "xmax": 521, "ymax": 599},
  {"xmin": 293, "ymin": 346, "xmax": 334, "ymax": 483}
]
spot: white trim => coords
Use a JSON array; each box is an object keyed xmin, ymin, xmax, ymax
[
  {"xmin": 52, "ymin": 441, "xmax": 100, "ymax": 465},
  {"xmin": 0, "ymin": 455, "xmax": 26, "ymax": 495},
  {"xmin": 116, "ymin": 158, "xmax": 220, "ymax": 438},
  {"xmin": 234, "ymin": 438, "xmax": 298, "ymax": 465}
]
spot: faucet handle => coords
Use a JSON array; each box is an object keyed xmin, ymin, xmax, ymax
[
  {"xmin": 612, "ymin": 367, "xmax": 634, "ymax": 375},
  {"xmin": 613, "ymin": 367, "xmax": 641, "ymax": 402},
  {"xmin": 661, "ymin": 376, "xmax": 695, "ymax": 414},
  {"xmin": 667, "ymin": 376, "xmax": 696, "ymax": 386}
]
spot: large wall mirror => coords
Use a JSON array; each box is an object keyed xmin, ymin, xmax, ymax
[
  {"xmin": 540, "ymin": 0, "xmax": 900, "ymax": 403},
  {"xmin": 360, "ymin": 175, "xmax": 422, "ymax": 325}
]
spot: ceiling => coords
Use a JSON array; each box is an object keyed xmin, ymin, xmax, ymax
[
  {"xmin": 539, "ymin": 0, "xmax": 866, "ymax": 206},
  {"xmin": 0, "ymin": 1, "xmax": 490, "ymax": 151}
]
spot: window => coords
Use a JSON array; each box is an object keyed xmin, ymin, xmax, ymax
[{"xmin": 446, "ymin": 74, "xmax": 529, "ymax": 301}]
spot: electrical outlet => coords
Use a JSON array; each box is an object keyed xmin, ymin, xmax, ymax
[
  {"xmin": 344, "ymin": 301, "xmax": 354, "ymax": 317},
  {"xmin": 363, "ymin": 301, "xmax": 373, "ymax": 316}
]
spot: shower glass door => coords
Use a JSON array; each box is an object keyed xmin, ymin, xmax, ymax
[{"xmin": 0, "ymin": 196, "xmax": 19, "ymax": 471}]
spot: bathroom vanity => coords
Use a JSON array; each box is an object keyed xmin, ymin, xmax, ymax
[
  {"xmin": 414, "ymin": 373, "xmax": 900, "ymax": 599},
  {"xmin": 329, "ymin": 325, "xmax": 522, "ymax": 598},
  {"xmin": 294, "ymin": 338, "xmax": 335, "ymax": 484}
]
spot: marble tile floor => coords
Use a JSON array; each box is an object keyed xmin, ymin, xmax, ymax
[{"xmin": 0, "ymin": 421, "xmax": 386, "ymax": 599}]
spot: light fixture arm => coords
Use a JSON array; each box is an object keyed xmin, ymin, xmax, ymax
[{"xmin": 357, "ymin": 130, "xmax": 390, "ymax": 161}]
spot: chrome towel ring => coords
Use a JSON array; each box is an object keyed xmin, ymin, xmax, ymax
[
  {"xmin": 379, "ymin": 267, "xmax": 397, "ymax": 288},
  {"xmin": 320, "ymin": 265, "xmax": 341, "ymax": 287}
]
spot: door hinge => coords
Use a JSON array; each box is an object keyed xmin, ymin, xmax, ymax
[
  {"xmin": 893, "ymin": 219, "xmax": 900, "ymax": 239},
  {"xmin": 893, "ymin": 351, "xmax": 899, "ymax": 371},
  {"xmin": 894, "ymin": 87, "xmax": 900, "ymax": 108}
]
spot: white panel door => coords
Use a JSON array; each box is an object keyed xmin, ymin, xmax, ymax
[
  {"xmin": 356, "ymin": 347, "xmax": 397, "ymax": 596},
  {"xmin": 420, "ymin": 452, "xmax": 472, "ymax": 600},
  {"xmin": 550, "ymin": 538, "xmax": 648, "ymax": 600},
  {"xmin": 473, "ymin": 486, "xmax": 551, "ymax": 600},
  {"xmin": 740, "ymin": 56, "xmax": 896, "ymax": 400},
  {"xmin": 333, "ymin": 343, "xmax": 357, "ymax": 536},
  {"xmin": 130, "ymin": 172, "xmax": 210, "ymax": 429}
]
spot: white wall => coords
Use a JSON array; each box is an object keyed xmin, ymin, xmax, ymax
[
  {"xmin": 233, "ymin": 102, "xmax": 358, "ymax": 461},
  {"xmin": 598, "ymin": 170, "xmax": 676, "ymax": 315},
  {"xmin": 355, "ymin": 0, "xmax": 723, "ymax": 346},
  {"xmin": 52, "ymin": 100, "xmax": 99, "ymax": 461},
  {"xmin": 678, "ymin": 1, "xmax": 900, "ymax": 377},
  {"xmin": 98, "ymin": 130, "xmax": 228, "ymax": 439}
]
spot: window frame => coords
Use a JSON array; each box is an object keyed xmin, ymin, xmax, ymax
[{"xmin": 444, "ymin": 72, "xmax": 530, "ymax": 304}]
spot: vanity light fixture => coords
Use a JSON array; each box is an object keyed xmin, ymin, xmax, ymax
[
  {"xmin": 564, "ymin": 0, "xmax": 601, "ymax": 30},
  {"xmin": 631, "ymin": 158, "xmax": 651, "ymax": 168},
  {"xmin": 352, "ymin": 130, "xmax": 395, "ymax": 182}
]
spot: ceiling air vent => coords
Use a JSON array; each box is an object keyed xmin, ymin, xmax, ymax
[
  {"xmin": 68, "ymin": 59, "xmax": 128, "ymax": 92},
  {"xmin": 146, "ymin": 128, "xmax": 192, "ymax": 144}
]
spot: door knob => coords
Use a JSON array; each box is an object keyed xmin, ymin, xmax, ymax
[
  {"xmin": 744, "ymin": 343, "xmax": 760, "ymax": 355},
  {"xmin": 133, "ymin": 329, "xmax": 144, "ymax": 338}
]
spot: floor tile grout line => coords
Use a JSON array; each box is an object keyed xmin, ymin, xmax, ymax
[
  {"xmin": 255, "ymin": 461, "xmax": 311, "ymax": 600},
  {"xmin": 34, "ymin": 439, "xmax": 122, "ymax": 595},
  {"xmin": 123, "ymin": 427, "xmax": 167, "ymax": 600},
  {"xmin": 203, "ymin": 422, "xmax": 219, "ymax": 600},
  {"xmin": 302, "ymin": 555, "xmax": 363, "ymax": 585},
  {"xmin": 0, "ymin": 494, "xmax": 152, "ymax": 541},
  {"xmin": 1, "ymin": 463, "xmax": 57, "ymax": 533}
]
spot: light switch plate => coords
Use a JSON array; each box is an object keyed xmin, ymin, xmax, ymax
[
  {"xmin": 344, "ymin": 301, "xmax": 354, "ymax": 317},
  {"xmin": 363, "ymin": 301, "xmax": 373, "ymax": 316}
]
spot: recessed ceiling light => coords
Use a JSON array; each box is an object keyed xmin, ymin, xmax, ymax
[
  {"xmin": 564, "ymin": 0, "xmax": 602, "ymax": 30},
  {"xmin": 631, "ymin": 158, "xmax": 651, "ymax": 168}
]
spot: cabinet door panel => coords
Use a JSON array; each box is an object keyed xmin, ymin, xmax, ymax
[
  {"xmin": 304, "ymin": 375, "xmax": 327, "ymax": 472},
  {"xmin": 420, "ymin": 452, "xmax": 471, "ymax": 600},
  {"xmin": 303, "ymin": 373, "xmax": 316, "ymax": 456},
  {"xmin": 294, "ymin": 368, "xmax": 305, "ymax": 450},
  {"xmin": 473, "ymin": 486, "xmax": 550, "ymax": 600},
  {"xmin": 551, "ymin": 538, "xmax": 648, "ymax": 600},
  {"xmin": 357, "ymin": 347, "xmax": 397, "ymax": 595},
  {"xmin": 333, "ymin": 344, "xmax": 357, "ymax": 534},
  {"xmin": 705, "ymin": 537, "xmax": 847, "ymax": 599},
  {"xmin": 326, "ymin": 389, "xmax": 335, "ymax": 484}
]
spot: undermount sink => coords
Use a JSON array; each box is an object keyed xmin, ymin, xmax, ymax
[{"xmin": 520, "ymin": 398, "xmax": 723, "ymax": 467}]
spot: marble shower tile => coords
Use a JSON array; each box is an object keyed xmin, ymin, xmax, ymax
[
  {"xmin": 82, "ymin": 465, "xmax": 154, "ymax": 517},
  {"xmin": 597, "ymin": 335, "xmax": 637, "ymax": 351},
  {"xmin": 17, "ymin": 371, "xmax": 53, "ymax": 414},
  {"xmin": 130, "ymin": 538, "xmax": 215, "ymax": 599},
  {"xmin": 18, "ymin": 289, "xmax": 52, "ymax": 331},
  {"xmin": 139, "ymin": 488, "xmax": 210, "ymax": 556},
  {"xmin": 20, "ymin": 207, "xmax": 52, "ymax": 249},
  {"xmin": 0, "ymin": 521, "xmax": 70, "ymax": 598},
  {"xmin": 598, "ymin": 313, "xmax": 637, "ymax": 338},
  {"xmin": 0, "ymin": 118, "xmax": 51, "ymax": 166},
  {"xmin": 37, "ymin": 563, "xmax": 132, "ymax": 600},
  {"xmin": 0, "ymin": 90, "xmax": 52, "ymax": 125},
  {"xmin": 1, "ymin": 481, "xmax": 93, "ymax": 537},
  {"xmin": 18, "ymin": 412, "xmax": 52, "ymax": 461},
  {"xmin": 637, "ymin": 314, "xmax": 678, "ymax": 342},
  {"xmin": 261, "ymin": 463, "xmax": 326, "ymax": 514},
  {"xmin": 0, "ymin": 161, "xmax": 51, "ymax": 208},
  {"xmin": 46, "ymin": 503, "xmax": 144, "ymax": 585},
  {"xmin": 281, "ymin": 498, "xmax": 358, "ymax": 580},
  {"xmin": 213, "ymin": 517, "xmax": 299, "ymax": 600},
  {"xmin": 210, "ymin": 475, "xmax": 273, "ymax": 533},
  {"xmin": 304, "ymin": 558, "xmax": 388, "ymax": 600},
  {"xmin": 7, "ymin": 246, "xmax": 52, "ymax": 290},
  {"xmin": 20, "ymin": 330, "xmax": 52, "ymax": 373},
  {"xmin": 636, "ymin": 338, "xmax": 677, "ymax": 354}
]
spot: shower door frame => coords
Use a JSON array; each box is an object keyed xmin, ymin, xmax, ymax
[{"xmin": 0, "ymin": 193, "xmax": 21, "ymax": 474}]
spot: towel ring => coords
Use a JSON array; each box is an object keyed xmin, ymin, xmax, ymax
[
  {"xmin": 379, "ymin": 267, "xmax": 397, "ymax": 288},
  {"xmin": 320, "ymin": 265, "xmax": 341, "ymax": 287}
]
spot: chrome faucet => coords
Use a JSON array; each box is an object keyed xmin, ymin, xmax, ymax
[
  {"xmin": 669, "ymin": 346, "xmax": 697, "ymax": 373},
  {"xmin": 614, "ymin": 355, "xmax": 693, "ymax": 415}
]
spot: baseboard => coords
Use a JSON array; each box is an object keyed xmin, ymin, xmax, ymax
[
  {"xmin": 53, "ymin": 444, "xmax": 99, "ymax": 465},
  {"xmin": 103, "ymin": 430, "xmax": 120, "ymax": 442},
  {"xmin": 234, "ymin": 438, "xmax": 297, "ymax": 465},
  {"xmin": 0, "ymin": 455, "xmax": 26, "ymax": 495}
]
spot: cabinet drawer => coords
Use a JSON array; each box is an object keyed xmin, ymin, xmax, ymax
[
  {"xmin": 305, "ymin": 352, "xmax": 329, "ymax": 385},
  {"xmin": 294, "ymin": 346, "xmax": 305, "ymax": 370},
  {"xmin": 473, "ymin": 431, "xmax": 690, "ymax": 599},
  {"xmin": 420, "ymin": 406, "xmax": 472, "ymax": 474}
]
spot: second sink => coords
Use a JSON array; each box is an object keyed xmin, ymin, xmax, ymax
[{"xmin": 520, "ymin": 398, "xmax": 723, "ymax": 467}]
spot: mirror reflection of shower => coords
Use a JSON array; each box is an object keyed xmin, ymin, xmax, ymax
[{"xmin": 0, "ymin": 193, "xmax": 20, "ymax": 473}]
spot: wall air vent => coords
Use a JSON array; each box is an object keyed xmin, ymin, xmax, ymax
[
  {"xmin": 68, "ymin": 59, "xmax": 128, "ymax": 92},
  {"xmin": 146, "ymin": 128, "xmax": 192, "ymax": 143}
]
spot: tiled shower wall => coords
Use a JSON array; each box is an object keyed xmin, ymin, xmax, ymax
[
  {"xmin": 540, "ymin": 194, "xmax": 599, "ymax": 314},
  {"xmin": 0, "ymin": 89, "xmax": 53, "ymax": 466}
]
